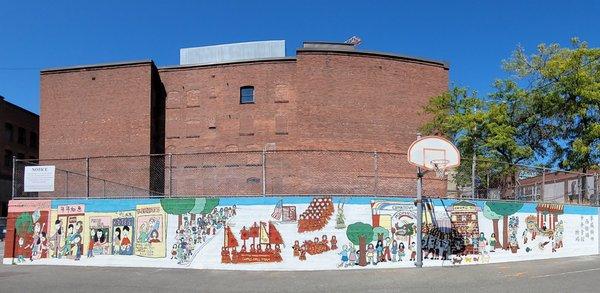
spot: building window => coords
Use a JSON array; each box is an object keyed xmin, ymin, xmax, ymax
[
  {"xmin": 240, "ymin": 86, "xmax": 255, "ymax": 104},
  {"xmin": 18, "ymin": 127, "xmax": 26, "ymax": 145},
  {"xmin": 3, "ymin": 150, "xmax": 13, "ymax": 168},
  {"xmin": 30, "ymin": 132, "xmax": 38, "ymax": 148},
  {"xmin": 4, "ymin": 123, "xmax": 13, "ymax": 142}
]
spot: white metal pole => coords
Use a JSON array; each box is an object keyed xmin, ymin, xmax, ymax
[{"xmin": 415, "ymin": 133, "xmax": 423, "ymax": 268}]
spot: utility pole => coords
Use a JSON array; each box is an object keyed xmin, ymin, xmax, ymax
[{"xmin": 472, "ymin": 153, "xmax": 476, "ymax": 199}]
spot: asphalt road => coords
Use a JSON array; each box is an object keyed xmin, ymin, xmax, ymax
[{"xmin": 1, "ymin": 254, "xmax": 599, "ymax": 292}]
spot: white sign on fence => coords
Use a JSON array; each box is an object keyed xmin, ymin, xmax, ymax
[{"xmin": 24, "ymin": 166, "xmax": 56, "ymax": 192}]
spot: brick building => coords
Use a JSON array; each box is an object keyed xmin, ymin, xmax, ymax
[
  {"xmin": 38, "ymin": 41, "xmax": 449, "ymax": 197},
  {"xmin": 1, "ymin": 96, "xmax": 39, "ymax": 215}
]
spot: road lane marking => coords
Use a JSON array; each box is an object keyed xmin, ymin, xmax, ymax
[{"xmin": 530, "ymin": 267, "xmax": 600, "ymax": 279}]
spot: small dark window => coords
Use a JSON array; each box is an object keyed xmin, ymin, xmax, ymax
[
  {"xmin": 4, "ymin": 123, "xmax": 13, "ymax": 142},
  {"xmin": 4, "ymin": 150, "xmax": 13, "ymax": 168},
  {"xmin": 240, "ymin": 86, "xmax": 254, "ymax": 104},
  {"xmin": 18, "ymin": 127, "xmax": 26, "ymax": 145},
  {"xmin": 30, "ymin": 132, "xmax": 38, "ymax": 148}
]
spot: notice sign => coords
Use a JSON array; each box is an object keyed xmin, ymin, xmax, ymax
[{"xmin": 24, "ymin": 166, "xmax": 56, "ymax": 192}]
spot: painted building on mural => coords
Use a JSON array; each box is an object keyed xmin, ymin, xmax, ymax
[{"xmin": 3, "ymin": 196, "xmax": 599, "ymax": 270}]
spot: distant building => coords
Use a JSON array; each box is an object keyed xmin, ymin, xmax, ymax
[
  {"xmin": 0, "ymin": 95, "xmax": 39, "ymax": 216},
  {"xmin": 519, "ymin": 171, "xmax": 599, "ymax": 204},
  {"xmin": 39, "ymin": 40, "xmax": 449, "ymax": 197}
]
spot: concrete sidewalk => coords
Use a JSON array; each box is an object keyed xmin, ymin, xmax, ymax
[{"xmin": 1, "ymin": 255, "xmax": 599, "ymax": 292}]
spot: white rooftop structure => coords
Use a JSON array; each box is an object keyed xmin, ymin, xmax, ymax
[{"xmin": 180, "ymin": 40, "xmax": 286, "ymax": 66}]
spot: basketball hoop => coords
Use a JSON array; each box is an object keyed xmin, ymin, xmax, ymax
[
  {"xmin": 407, "ymin": 136, "xmax": 461, "ymax": 173},
  {"xmin": 430, "ymin": 159, "xmax": 449, "ymax": 179}
]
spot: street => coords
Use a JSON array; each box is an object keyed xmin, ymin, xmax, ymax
[{"xmin": 0, "ymin": 253, "xmax": 599, "ymax": 292}]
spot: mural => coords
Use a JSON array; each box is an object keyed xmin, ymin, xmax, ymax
[{"xmin": 2, "ymin": 197, "xmax": 599, "ymax": 270}]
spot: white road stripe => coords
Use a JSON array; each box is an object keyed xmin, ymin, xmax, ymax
[{"xmin": 530, "ymin": 267, "xmax": 600, "ymax": 279}]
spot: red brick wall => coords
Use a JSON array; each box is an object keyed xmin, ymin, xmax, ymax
[
  {"xmin": 40, "ymin": 50, "xmax": 449, "ymax": 197},
  {"xmin": 39, "ymin": 62, "xmax": 160, "ymax": 196}
]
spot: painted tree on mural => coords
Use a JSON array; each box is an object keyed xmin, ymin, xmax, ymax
[
  {"xmin": 15, "ymin": 212, "xmax": 33, "ymax": 236},
  {"xmin": 485, "ymin": 201, "xmax": 524, "ymax": 249},
  {"xmin": 372, "ymin": 226, "xmax": 389, "ymax": 241},
  {"xmin": 160, "ymin": 198, "xmax": 220, "ymax": 226},
  {"xmin": 346, "ymin": 222, "xmax": 373, "ymax": 267},
  {"xmin": 483, "ymin": 202, "xmax": 503, "ymax": 249}
]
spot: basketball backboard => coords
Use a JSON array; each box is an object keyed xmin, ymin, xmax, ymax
[{"xmin": 407, "ymin": 136, "xmax": 460, "ymax": 172}]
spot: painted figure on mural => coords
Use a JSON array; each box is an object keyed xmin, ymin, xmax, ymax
[
  {"xmin": 348, "ymin": 245, "xmax": 357, "ymax": 266},
  {"xmin": 367, "ymin": 243, "xmax": 376, "ymax": 265},
  {"xmin": 382, "ymin": 237, "xmax": 392, "ymax": 262},
  {"xmin": 120, "ymin": 226, "xmax": 132, "ymax": 254},
  {"xmin": 30, "ymin": 222, "xmax": 46, "ymax": 261},
  {"xmin": 149, "ymin": 230, "xmax": 161, "ymax": 243},
  {"xmin": 15, "ymin": 236, "xmax": 31, "ymax": 263},
  {"xmin": 478, "ymin": 232, "xmax": 487, "ymax": 254},
  {"xmin": 73, "ymin": 221, "xmax": 84, "ymax": 260},
  {"xmin": 62, "ymin": 224, "xmax": 74, "ymax": 257},
  {"xmin": 299, "ymin": 244, "xmax": 307, "ymax": 261},
  {"xmin": 113, "ymin": 227, "xmax": 121, "ymax": 255},
  {"xmin": 338, "ymin": 245, "xmax": 349, "ymax": 268},
  {"xmin": 50, "ymin": 219, "xmax": 63, "ymax": 258},
  {"xmin": 391, "ymin": 240, "xmax": 398, "ymax": 262},
  {"xmin": 138, "ymin": 223, "xmax": 149, "ymax": 244},
  {"xmin": 489, "ymin": 233, "xmax": 497, "ymax": 252},
  {"xmin": 330, "ymin": 235, "xmax": 338, "ymax": 250},
  {"xmin": 88, "ymin": 229, "xmax": 95, "ymax": 258},
  {"xmin": 292, "ymin": 240, "xmax": 301, "ymax": 257},
  {"xmin": 398, "ymin": 242, "xmax": 406, "ymax": 261},
  {"xmin": 94, "ymin": 229, "xmax": 108, "ymax": 254},
  {"xmin": 409, "ymin": 241, "xmax": 416, "ymax": 261}
]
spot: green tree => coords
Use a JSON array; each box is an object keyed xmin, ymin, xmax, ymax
[
  {"xmin": 202, "ymin": 198, "xmax": 220, "ymax": 214},
  {"xmin": 160, "ymin": 198, "xmax": 195, "ymax": 215},
  {"xmin": 485, "ymin": 201, "xmax": 523, "ymax": 249},
  {"xmin": 15, "ymin": 212, "xmax": 33, "ymax": 236},
  {"xmin": 483, "ymin": 202, "xmax": 503, "ymax": 249},
  {"xmin": 372, "ymin": 226, "xmax": 389, "ymax": 241},
  {"xmin": 160, "ymin": 198, "xmax": 195, "ymax": 227},
  {"xmin": 422, "ymin": 85, "xmax": 536, "ymax": 197},
  {"xmin": 503, "ymin": 38, "xmax": 600, "ymax": 198},
  {"xmin": 346, "ymin": 222, "xmax": 373, "ymax": 266}
]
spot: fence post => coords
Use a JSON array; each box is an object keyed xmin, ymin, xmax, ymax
[
  {"xmin": 594, "ymin": 173, "xmax": 600, "ymax": 206},
  {"xmin": 168, "ymin": 154, "xmax": 173, "ymax": 198},
  {"xmin": 373, "ymin": 152, "xmax": 379, "ymax": 196},
  {"xmin": 541, "ymin": 167, "xmax": 546, "ymax": 202},
  {"xmin": 11, "ymin": 155, "xmax": 16, "ymax": 199},
  {"xmin": 66, "ymin": 171, "xmax": 69, "ymax": 197},
  {"xmin": 85, "ymin": 157, "xmax": 90, "ymax": 198},
  {"xmin": 262, "ymin": 150, "xmax": 266, "ymax": 196}
]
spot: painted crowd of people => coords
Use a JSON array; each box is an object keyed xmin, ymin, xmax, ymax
[{"xmin": 171, "ymin": 206, "xmax": 236, "ymax": 264}]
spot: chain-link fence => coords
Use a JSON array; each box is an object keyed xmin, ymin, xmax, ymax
[{"xmin": 10, "ymin": 151, "xmax": 600, "ymax": 205}]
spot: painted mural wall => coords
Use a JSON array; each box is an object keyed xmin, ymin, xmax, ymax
[{"xmin": 3, "ymin": 197, "xmax": 599, "ymax": 270}]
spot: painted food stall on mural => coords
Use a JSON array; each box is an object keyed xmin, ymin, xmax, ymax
[{"xmin": 3, "ymin": 196, "xmax": 598, "ymax": 270}]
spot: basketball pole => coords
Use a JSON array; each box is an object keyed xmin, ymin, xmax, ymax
[{"xmin": 415, "ymin": 133, "xmax": 423, "ymax": 268}]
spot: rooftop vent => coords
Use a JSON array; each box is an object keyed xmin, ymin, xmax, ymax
[{"xmin": 180, "ymin": 40, "xmax": 286, "ymax": 66}]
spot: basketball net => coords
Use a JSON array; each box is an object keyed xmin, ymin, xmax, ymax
[{"xmin": 430, "ymin": 159, "xmax": 449, "ymax": 179}]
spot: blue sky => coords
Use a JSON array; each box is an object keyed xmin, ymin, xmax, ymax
[{"xmin": 1, "ymin": 0, "xmax": 599, "ymax": 114}]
